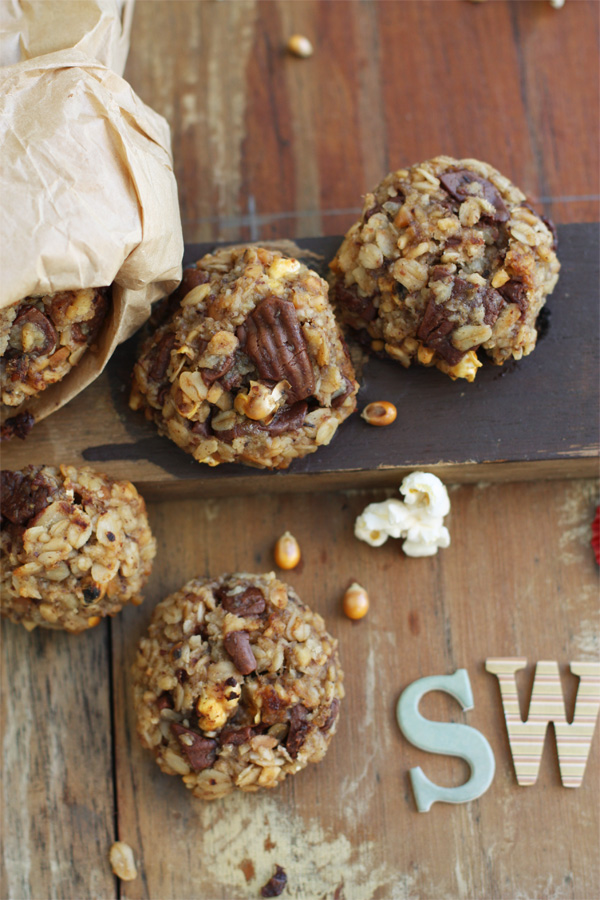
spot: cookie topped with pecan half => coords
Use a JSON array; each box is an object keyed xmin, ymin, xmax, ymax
[
  {"xmin": 130, "ymin": 246, "xmax": 358, "ymax": 469},
  {"xmin": 329, "ymin": 156, "xmax": 560, "ymax": 381},
  {"xmin": 0, "ymin": 464, "xmax": 155, "ymax": 633},
  {"xmin": 132, "ymin": 572, "xmax": 344, "ymax": 800}
]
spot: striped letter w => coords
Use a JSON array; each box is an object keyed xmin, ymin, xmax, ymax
[{"xmin": 486, "ymin": 659, "xmax": 600, "ymax": 788}]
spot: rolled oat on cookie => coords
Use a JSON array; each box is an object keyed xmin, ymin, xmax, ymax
[
  {"xmin": 0, "ymin": 465, "xmax": 156, "ymax": 633},
  {"xmin": 130, "ymin": 245, "xmax": 358, "ymax": 469},
  {"xmin": 329, "ymin": 156, "xmax": 560, "ymax": 381},
  {"xmin": 132, "ymin": 572, "xmax": 344, "ymax": 799}
]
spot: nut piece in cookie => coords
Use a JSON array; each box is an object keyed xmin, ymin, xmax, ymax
[
  {"xmin": 0, "ymin": 287, "xmax": 110, "ymax": 414},
  {"xmin": 132, "ymin": 572, "xmax": 344, "ymax": 799},
  {"xmin": 130, "ymin": 246, "xmax": 358, "ymax": 469},
  {"xmin": 329, "ymin": 156, "xmax": 560, "ymax": 381},
  {"xmin": 0, "ymin": 465, "xmax": 156, "ymax": 633}
]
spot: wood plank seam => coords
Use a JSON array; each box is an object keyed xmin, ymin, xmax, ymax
[{"xmin": 179, "ymin": 194, "xmax": 600, "ymax": 229}]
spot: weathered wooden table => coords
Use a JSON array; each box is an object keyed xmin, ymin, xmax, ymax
[{"xmin": 2, "ymin": 2, "xmax": 599, "ymax": 899}]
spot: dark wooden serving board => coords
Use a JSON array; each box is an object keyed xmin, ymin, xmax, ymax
[{"xmin": 2, "ymin": 223, "xmax": 598, "ymax": 496}]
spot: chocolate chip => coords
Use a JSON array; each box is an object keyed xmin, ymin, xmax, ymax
[
  {"xmin": 444, "ymin": 234, "xmax": 463, "ymax": 247},
  {"xmin": 440, "ymin": 169, "xmax": 509, "ymax": 223},
  {"xmin": 417, "ymin": 301, "xmax": 464, "ymax": 366},
  {"xmin": 157, "ymin": 693, "xmax": 174, "ymax": 711},
  {"xmin": 332, "ymin": 282, "xmax": 377, "ymax": 322},
  {"xmin": 451, "ymin": 277, "xmax": 504, "ymax": 326},
  {"xmin": 499, "ymin": 279, "xmax": 528, "ymax": 312},
  {"xmin": 148, "ymin": 332, "xmax": 176, "ymax": 383},
  {"xmin": 286, "ymin": 704, "xmax": 310, "ymax": 759},
  {"xmin": 216, "ymin": 400, "xmax": 308, "ymax": 442},
  {"xmin": 218, "ymin": 725, "xmax": 255, "ymax": 747},
  {"xmin": 331, "ymin": 377, "xmax": 355, "ymax": 409},
  {"xmin": 263, "ymin": 401, "xmax": 308, "ymax": 436},
  {"xmin": 0, "ymin": 410, "xmax": 35, "ymax": 442},
  {"xmin": 363, "ymin": 202, "xmax": 382, "ymax": 220},
  {"xmin": 429, "ymin": 264, "xmax": 455, "ymax": 282},
  {"xmin": 417, "ymin": 277, "xmax": 505, "ymax": 364},
  {"xmin": 320, "ymin": 699, "xmax": 340, "ymax": 733},
  {"xmin": 82, "ymin": 584, "xmax": 101, "ymax": 604},
  {"xmin": 190, "ymin": 419, "xmax": 212, "ymax": 437},
  {"xmin": 0, "ymin": 469, "xmax": 53, "ymax": 526},
  {"xmin": 218, "ymin": 586, "xmax": 266, "ymax": 617},
  {"xmin": 170, "ymin": 723, "xmax": 217, "ymax": 771},
  {"xmin": 223, "ymin": 631, "xmax": 257, "ymax": 675},
  {"xmin": 176, "ymin": 267, "xmax": 210, "ymax": 301},
  {"xmin": 219, "ymin": 366, "xmax": 244, "ymax": 392},
  {"xmin": 201, "ymin": 355, "xmax": 235, "ymax": 386},
  {"xmin": 261, "ymin": 865, "xmax": 287, "ymax": 898},
  {"xmin": 237, "ymin": 297, "xmax": 315, "ymax": 403}
]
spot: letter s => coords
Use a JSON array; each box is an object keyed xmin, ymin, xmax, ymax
[{"xmin": 396, "ymin": 669, "xmax": 495, "ymax": 812}]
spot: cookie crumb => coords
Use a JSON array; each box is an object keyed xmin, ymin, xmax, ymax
[
  {"xmin": 0, "ymin": 410, "xmax": 35, "ymax": 441},
  {"xmin": 261, "ymin": 864, "xmax": 287, "ymax": 897},
  {"xmin": 109, "ymin": 841, "xmax": 137, "ymax": 881}
]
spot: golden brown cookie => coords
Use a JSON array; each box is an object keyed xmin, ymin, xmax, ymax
[
  {"xmin": 329, "ymin": 157, "xmax": 560, "ymax": 381},
  {"xmin": 0, "ymin": 464, "xmax": 155, "ymax": 632},
  {"xmin": 131, "ymin": 246, "xmax": 358, "ymax": 468},
  {"xmin": 132, "ymin": 572, "xmax": 344, "ymax": 799}
]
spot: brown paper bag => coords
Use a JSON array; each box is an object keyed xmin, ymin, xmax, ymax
[
  {"xmin": 0, "ymin": 49, "xmax": 183, "ymax": 430},
  {"xmin": 0, "ymin": 0, "xmax": 135, "ymax": 74}
]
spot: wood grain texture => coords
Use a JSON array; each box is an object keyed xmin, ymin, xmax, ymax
[
  {"xmin": 2, "ymin": 224, "xmax": 598, "ymax": 495},
  {"xmin": 124, "ymin": 0, "xmax": 600, "ymax": 243},
  {"xmin": 3, "ymin": 2, "xmax": 599, "ymax": 899},
  {"xmin": 0, "ymin": 622, "xmax": 116, "ymax": 900}
]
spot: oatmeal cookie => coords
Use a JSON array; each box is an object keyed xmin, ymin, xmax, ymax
[
  {"xmin": 0, "ymin": 465, "xmax": 155, "ymax": 633},
  {"xmin": 132, "ymin": 572, "xmax": 344, "ymax": 799},
  {"xmin": 0, "ymin": 287, "xmax": 110, "ymax": 407},
  {"xmin": 329, "ymin": 156, "xmax": 560, "ymax": 381},
  {"xmin": 130, "ymin": 246, "xmax": 358, "ymax": 469}
]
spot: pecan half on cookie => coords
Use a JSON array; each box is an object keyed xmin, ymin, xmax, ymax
[
  {"xmin": 132, "ymin": 572, "xmax": 344, "ymax": 799},
  {"xmin": 0, "ymin": 287, "xmax": 110, "ymax": 416},
  {"xmin": 329, "ymin": 156, "xmax": 560, "ymax": 381},
  {"xmin": 130, "ymin": 246, "xmax": 358, "ymax": 469}
]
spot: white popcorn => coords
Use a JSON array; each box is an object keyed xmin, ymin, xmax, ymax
[
  {"xmin": 400, "ymin": 471, "xmax": 450, "ymax": 518},
  {"xmin": 354, "ymin": 499, "xmax": 411, "ymax": 546},
  {"xmin": 402, "ymin": 520, "xmax": 451, "ymax": 558},
  {"xmin": 354, "ymin": 472, "xmax": 451, "ymax": 557}
]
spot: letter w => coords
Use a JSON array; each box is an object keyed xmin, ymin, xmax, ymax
[{"xmin": 486, "ymin": 659, "xmax": 600, "ymax": 788}]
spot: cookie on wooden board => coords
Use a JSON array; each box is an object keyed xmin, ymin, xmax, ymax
[
  {"xmin": 132, "ymin": 572, "xmax": 344, "ymax": 799},
  {"xmin": 329, "ymin": 156, "xmax": 560, "ymax": 381},
  {"xmin": 0, "ymin": 464, "xmax": 155, "ymax": 632},
  {"xmin": 131, "ymin": 245, "xmax": 358, "ymax": 469}
]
